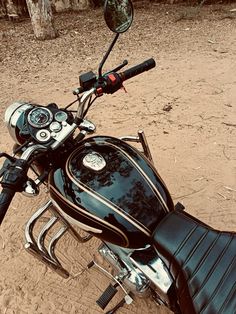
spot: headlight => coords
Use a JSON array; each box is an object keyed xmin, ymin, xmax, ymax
[{"xmin": 4, "ymin": 101, "xmax": 33, "ymax": 145}]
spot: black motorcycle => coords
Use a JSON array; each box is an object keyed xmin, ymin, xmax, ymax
[{"xmin": 0, "ymin": 1, "xmax": 235, "ymax": 313}]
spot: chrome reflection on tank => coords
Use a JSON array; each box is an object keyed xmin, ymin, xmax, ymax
[
  {"xmin": 82, "ymin": 151, "xmax": 106, "ymax": 172},
  {"xmin": 106, "ymin": 142, "xmax": 169, "ymax": 212}
]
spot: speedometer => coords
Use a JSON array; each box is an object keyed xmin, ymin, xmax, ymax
[{"xmin": 28, "ymin": 107, "xmax": 53, "ymax": 128}]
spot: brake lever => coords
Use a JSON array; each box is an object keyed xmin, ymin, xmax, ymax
[{"xmin": 106, "ymin": 60, "xmax": 128, "ymax": 75}]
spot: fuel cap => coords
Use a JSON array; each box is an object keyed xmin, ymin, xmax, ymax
[{"xmin": 83, "ymin": 152, "xmax": 106, "ymax": 171}]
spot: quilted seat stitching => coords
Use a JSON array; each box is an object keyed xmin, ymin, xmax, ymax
[
  {"xmin": 169, "ymin": 223, "xmax": 198, "ymax": 284},
  {"xmin": 218, "ymin": 280, "xmax": 236, "ymax": 314},
  {"xmin": 176, "ymin": 228, "xmax": 210, "ymax": 296},
  {"xmin": 187, "ymin": 231, "xmax": 220, "ymax": 282},
  {"xmin": 173, "ymin": 224, "xmax": 198, "ymax": 258},
  {"xmin": 192, "ymin": 233, "xmax": 233, "ymax": 301},
  {"xmin": 200, "ymin": 252, "xmax": 236, "ymax": 314},
  {"xmin": 178, "ymin": 230, "xmax": 220, "ymax": 300}
]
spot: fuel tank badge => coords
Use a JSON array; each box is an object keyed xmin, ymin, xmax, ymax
[{"xmin": 82, "ymin": 152, "xmax": 106, "ymax": 171}]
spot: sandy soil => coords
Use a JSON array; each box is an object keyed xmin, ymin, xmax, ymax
[{"xmin": 0, "ymin": 3, "xmax": 236, "ymax": 314}]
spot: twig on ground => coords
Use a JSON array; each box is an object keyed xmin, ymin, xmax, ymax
[
  {"xmin": 222, "ymin": 122, "xmax": 236, "ymax": 128},
  {"xmin": 194, "ymin": 177, "xmax": 205, "ymax": 182},
  {"xmin": 224, "ymin": 186, "xmax": 236, "ymax": 192},
  {"xmin": 0, "ymin": 235, "xmax": 5, "ymax": 249},
  {"xmin": 222, "ymin": 144, "xmax": 230, "ymax": 160},
  {"xmin": 217, "ymin": 192, "xmax": 228, "ymax": 200},
  {"xmin": 173, "ymin": 187, "xmax": 205, "ymax": 200}
]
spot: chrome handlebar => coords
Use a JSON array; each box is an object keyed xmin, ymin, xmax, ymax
[{"xmin": 76, "ymin": 88, "xmax": 96, "ymax": 120}]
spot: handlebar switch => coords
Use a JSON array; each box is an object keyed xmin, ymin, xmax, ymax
[
  {"xmin": 1, "ymin": 159, "xmax": 28, "ymax": 192},
  {"xmin": 103, "ymin": 73, "xmax": 123, "ymax": 94}
]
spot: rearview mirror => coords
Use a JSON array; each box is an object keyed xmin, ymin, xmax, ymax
[{"xmin": 104, "ymin": 0, "xmax": 134, "ymax": 33}]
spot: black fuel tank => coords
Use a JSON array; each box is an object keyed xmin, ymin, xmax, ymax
[{"xmin": 49, "ymin": 136, "xmax": 174, "ymax": 248}]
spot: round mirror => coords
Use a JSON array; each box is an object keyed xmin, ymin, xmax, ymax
[{"xmin": 104, "ymin": 0, "xmax": 134, "ymax": 34}]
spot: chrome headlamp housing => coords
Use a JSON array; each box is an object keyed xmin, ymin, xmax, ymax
[{"xmin": 4, "ymin": 101, "xmax": 33, "ymax": 145}]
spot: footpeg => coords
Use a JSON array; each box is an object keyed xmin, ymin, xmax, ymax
[
  {"xmin": 106, "ymin": 294, "xmax": 133, "ymax": 314},
  {"xmin": 87, "ymin": 259, "xmax": 133, "ymax": 312},
  {"xmin": 96, "ymin": 283, "xmax": 118, "ymax": 310}
]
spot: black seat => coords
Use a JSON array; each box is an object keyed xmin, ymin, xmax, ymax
[{"xmin": 152, "ymin": 211, "xmax": 236, "ymax": 314}]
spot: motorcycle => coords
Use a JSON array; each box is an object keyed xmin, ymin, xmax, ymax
[{"xmin": 0, "ymin": 1, "xmax": 235, "ymax": 313}]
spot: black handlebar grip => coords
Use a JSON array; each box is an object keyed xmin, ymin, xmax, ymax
[
  {"xmin": 119, "ymin": 58, "xmax": 156, "ymax": 81},
  {"xmin": 0, "ymin": 188, "xmax": 15, "ymax": 225}
]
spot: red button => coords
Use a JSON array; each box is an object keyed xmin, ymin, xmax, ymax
[
  {"xmin": 96, "ymin": 87, "xmax": 103, "ymax": 96},
  {"xmin": 108, "ymin": 74, "xmax": 116, "ymax": 84}
]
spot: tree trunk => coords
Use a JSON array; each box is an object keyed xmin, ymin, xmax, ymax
[
  {"xmin": 26, "ymin": 0, "xmax": 57, "ymax": 40},
  {"xmin": 6, "ymin": 0, "xmax": 17, "ymax": 15},
  {"xmin": 77, "ymin": 0, "xmax": 91, "ymax": 9}
]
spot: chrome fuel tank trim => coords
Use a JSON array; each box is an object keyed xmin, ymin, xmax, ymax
[
  {"xmin": 49, "ymin": 184, "xmax": 129, "ymax": 246},
  {"xmin": 65, "ymin": 168, "xmax": 151, "ymax": 238},
  {"xmin": 51, "ymin": 200, "xmax": 103, "ymax": 234}
]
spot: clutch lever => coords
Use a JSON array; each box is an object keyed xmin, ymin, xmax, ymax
[{"xmin": 0, "ymin": 152, "xmax": 16, "ymax": 163}]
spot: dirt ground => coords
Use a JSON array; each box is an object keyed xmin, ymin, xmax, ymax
[{"xmin": 0, "ymin": 3, "xmax": 235, "ymax": 314}]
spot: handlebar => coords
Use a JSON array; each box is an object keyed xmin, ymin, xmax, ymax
[
  {"xmin": 74, "ymin": 58, "xmax": 156, "ymax": 96},
  {"xmin": 0, "ymin": 188, "xmax": 15, "ymax": 224},
  {"xmin": 119, "ymin": 58, "xmax": 156, "ymax": 82},
  {"xmin": 0, "ymin": 156, "xmax": 32, "ymax": 225},
  {"xmin": 100, "ymin": 58, "xmax": 156, "ymax": 95}
]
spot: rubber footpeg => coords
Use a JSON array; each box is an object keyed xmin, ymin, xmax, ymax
[{"xmin": 96, "ymin": 284, "xmax": 118, "ymax": 310}]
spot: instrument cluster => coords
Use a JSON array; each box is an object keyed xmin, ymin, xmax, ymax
[{"xmin": 27, "ymin": 106, "xmax": 70, "ymax": 144}]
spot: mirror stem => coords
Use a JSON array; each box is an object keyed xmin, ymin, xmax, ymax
[{"xmin": 98, "ymin": 33, "xmax": 119, "ymax": 80}]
